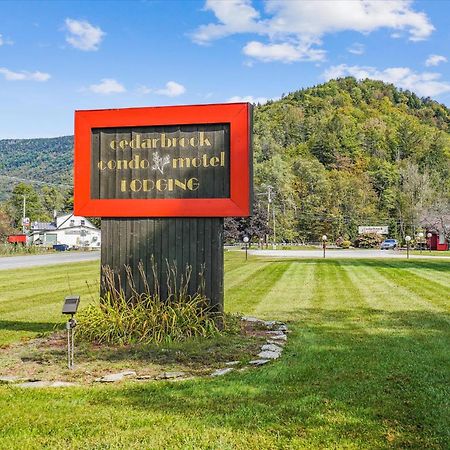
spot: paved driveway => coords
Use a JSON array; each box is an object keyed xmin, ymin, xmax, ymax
[
  {"xmin": 248, "ymin": 249, "xmax": 450, "ymax": 259},
  {"xmin": 0, "ymin": 251, "xmax": 100, "ymax": 270}
]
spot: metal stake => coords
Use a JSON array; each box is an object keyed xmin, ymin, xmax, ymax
[{"xmin": 66, "ymin": 315, "xmax": 76, "ymax": 369}]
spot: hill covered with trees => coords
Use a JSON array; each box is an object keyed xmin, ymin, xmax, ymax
[
  {"xmin": 1, "ymin": 78, "xmax": 449, "ymax": 242},
  {"xmin": 0, "ymin": 135, "xmax": 73, "ymax": 201},
  {"xmin": 246, "ymin": 77, "xmax": 450, "ymax": 243}
]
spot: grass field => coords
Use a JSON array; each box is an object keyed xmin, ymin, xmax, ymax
[{"xmin": 0, "ymin": 253, "xmax": 449, "ymax": 449}]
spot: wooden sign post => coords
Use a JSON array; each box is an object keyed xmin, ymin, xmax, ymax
[{"xmin": 74, "ymin": 103, "xmax": 252, "ymax": 313}]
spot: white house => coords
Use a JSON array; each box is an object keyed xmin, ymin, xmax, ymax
[{"xmin": 29, "ymin": 213, "xmax": 101, "ymax": 249}]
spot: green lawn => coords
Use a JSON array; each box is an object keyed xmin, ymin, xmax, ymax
[{"xmin": 0, "ymin": 254, "xmax": 449, "ymax": 449}]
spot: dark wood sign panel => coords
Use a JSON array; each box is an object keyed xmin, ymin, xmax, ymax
[
  {"xmin": 74, "ymin": 103, "xmax": 252, "ymax": 313},
  {"xmin": 91, "ymin": 124, "xmax": 230, "ymax": 200}
]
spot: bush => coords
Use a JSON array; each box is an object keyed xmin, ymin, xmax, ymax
[
  {"xmin": 353, "ymin": 233, "xmax": 383, "ymax": 249},
  {"xmin": 76, "ymin": 262, "xmax": 223, "ymax": 345},
  {"xmin": 0, "ymin": 243, "xmax": 48, "ymax": 256},
  {"xmin": 340, "ymin": 240, "xmax": 351, "ymax": 249}
]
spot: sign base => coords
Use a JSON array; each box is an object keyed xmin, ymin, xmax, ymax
[{"xmin": 101, "ymin": 218, "xmax": 224, "ymax": 313}]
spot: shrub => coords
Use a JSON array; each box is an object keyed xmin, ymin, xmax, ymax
[
  {"xmin": 0, "ymin": 243, "xmax": 48, "ymax": 256},
  {"xmin": 340, "ymin": 240, "xmax": 351, "ymax": 249},
  {"xmin": 353, "ymin": 233, "xmax": 383, "ymax": 248},
  {"xmin": 76, "ymin": 262, "xmax": 222, "ymax": 345}
]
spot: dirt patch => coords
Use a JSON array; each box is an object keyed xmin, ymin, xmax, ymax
[{"xmin": 0, "ymin": 319, "xmax": 273, "ymax": 384}]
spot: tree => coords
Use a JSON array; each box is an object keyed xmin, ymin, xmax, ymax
[
  {"xmin": 0, "ymin": 207, "xmax": 13, "ymax": 239},
  {"xmin": 42, "ymin": 186, "xmax": 65, "ymax": 219},
  {"xmin": 8, "ymin": 183, "xmax": 46, "ymax": 226},
  {"xmin": 224, "ymin": 200, "xmax": 270, "ymax": 244}
]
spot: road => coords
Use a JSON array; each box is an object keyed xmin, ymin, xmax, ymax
[
  {"xmin": 0, "ymin": 251, "xmax": 100, "ymax": 270},
  {"xmin": 248, "ymin": 249, "xmax": 450, "ymax": 259}
]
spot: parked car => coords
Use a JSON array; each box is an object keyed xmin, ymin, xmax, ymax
[
  {"xmin": 53, "ymin": 244, "xmax": 70, "ymax": 251},
  {"xmin": 380, "ymin": 239, "xmax": 398, "ymax": 250}
]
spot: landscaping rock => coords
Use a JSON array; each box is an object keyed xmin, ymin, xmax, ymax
[
  {"xmin": 266, "ymin": 333, "xmax": 287, "ymax": 341},
  {"xmin": 242, "ymin": 316, "xmax": 265, "ymax": 324},
  {"xmin": 249, "ymin": 359, "xmax": 270, "ymax": 366},
  {"xmin": 16, "ymin": 381, "xmax": 52, "ymax": 388},
  {"xmin": 277, "ymin": 324, "xmax": 288, "ymax": 332},
  {"xmin": 50, "ymin": 381, "xmax": 77, "ymax": 387},
  {"xmin": 257, "ymin": 350, "xmax": 281, "ymax": 360},
  {"xmin": 17, "ymin": 380, "xmax": 77, "ymax": 388},
  {"xmin": 211, "ymin": 368, "xmax": 234, "ymax": 377},
  {"xmin": 156, "ymin": 371, "xmax": 186, "ymax": 380},
  {"xmin": 267, "ymin": 339, "xmax": 286, "ymax": 346},
  {"xmin": 0, "ymin": 375, "xmax": 22, "ymax": 383},
  {"xmin": 261, "ymin": 343, "xmax": 283, "ymax": 353},
  {"xmin": 225, "ymin": 361, "xmax": 240, "ymax": 366},
  {"xmin": 264, "ymin": 320, "xmax": 277, "ymax": 328},
  {"xmin": 95, "ymin": 370, "xmax": 137, "ymax": 383},
  {"xmin": 136, "ymin": 375, "xmax": 156, "ymax": 380}
]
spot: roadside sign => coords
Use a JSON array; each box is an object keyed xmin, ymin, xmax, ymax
[{"xmin": 358, "ymin": 226, "xmax": 388, "ymax": 235}]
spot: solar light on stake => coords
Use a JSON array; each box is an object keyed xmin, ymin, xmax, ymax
[
  {"xmin": 322, "ymin": 235, "xmax": 328, "ymax": 259},
  {"xmin": 405, "ymin": 235, "xmax": 411, "ymax": 259},
  {"xmin": 427, "ymin": 232, "xmax": 432, "ymax": 252},
  {"xmin": 243, "ymin": 236, "xmax": 249, "ymax": 261},
  {"xmin": 62, "ymin": 296, "xmax": 80, "ymax": 370}
]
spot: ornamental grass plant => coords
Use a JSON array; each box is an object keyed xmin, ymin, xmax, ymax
[{"xmin": 76, "ymin": 260, "xmax": 221, "ymax": 345}]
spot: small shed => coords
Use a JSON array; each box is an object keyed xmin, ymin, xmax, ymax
[
  {"xmin": 7, "ymin": 234, "xmax": 27, "ymax": 244},
  {"xmin": 427, "ymin": 230, "xmax": 449, "ymax": 251}
]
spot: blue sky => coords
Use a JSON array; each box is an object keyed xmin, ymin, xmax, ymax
[{"xmin": 1, "ymin": 0, "xmax": 449, "ymax": 138}]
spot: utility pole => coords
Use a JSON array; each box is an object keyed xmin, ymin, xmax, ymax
[{"xmin": 22, "ymin": 195, "xmax": 26, "ymax": 234}]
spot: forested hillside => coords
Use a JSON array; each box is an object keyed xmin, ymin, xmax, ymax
[
  {"xmin": 0, "ymin": 136, "xmax": 73, "ymax": 200},
  {"xmin": 250, "ymin": 77, "xmax": 450, "ymax": 242},
  {"xmin": 1, "ymin": 77, "xmax": 449, "ymax": 241}
]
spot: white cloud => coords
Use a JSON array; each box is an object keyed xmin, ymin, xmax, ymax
[
  {"xmin": 347, "ymin": 42, "xmax": 365, "ymax": 55},
  {"xmin": 88, "ymin": 78, "xmax": 125, "ymax": 94},
  {"xmin": 227, "ymin": 95, "xmax": 268, "ymax": 104},
  {"xmin": 0, "ymin": 34, "xmax": 14, "ymax": 46},
  {"xmin": 192, "ymin": 0, "xmax": 434, "ymax": 63},
  {"xmin": 425, "ymin": 54, "xmax": 447, "ymax": 67},
  {"xmin": 0, "ymin": 68, "xmax": 50, "ymax": 82},
  {"xmin": 192, "ymin": 0, "xmax": 263, "ymax": 44},
  {"xmin": 322, "ymin": 64, "xmax": 450, "ymax": 97},
  {"xmin": 243, "ymin": 41, "xmax": 325, "ymax": 62},
  {"xmin": 65, "ymin": 18, "xmax": 105, "ymax": 51},
  {"xmin": 155, "ymin": 81, "xmax": 186, "ymax": 97}
]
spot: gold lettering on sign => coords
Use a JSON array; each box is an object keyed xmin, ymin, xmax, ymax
[
  {"xmin": 101, "ymin": 129, "xmax": 224, "ymax": 197},
  {"xmin": 120, "ymin": 178, "xmax": 200, "ymax": 193},
  {"xmin": 109, "ymin": 131, "xmax": 213, "ymax": 150}
]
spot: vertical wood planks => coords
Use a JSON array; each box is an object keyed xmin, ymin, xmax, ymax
[{"xmin": 101, "ymin": 218, "xmax": 224, "ymax": 312}]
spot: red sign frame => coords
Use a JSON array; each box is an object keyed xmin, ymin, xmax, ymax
[{"xmin": 74, "ymin": 103, "xmax": 252, "ymax": 217}]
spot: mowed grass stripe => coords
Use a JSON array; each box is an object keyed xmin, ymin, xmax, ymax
[
  {"xmin": 311, "ymin": 260, "xmax": 366, "ymax": 311},
  {"xmin": 224, "ymin": 259, "xmax": 270, "ymax": 291},
  {"xmin": 372, "ymin": 261, "xmax": 450, "ymax": 312},
  {"xmin": 351, "ymin": 259, "xmax": 448, "ymax": 313},
  {"xmin": 0, "ymin": 262, "xmax": 99, "ymax": 345},
  {"xmin": 338, "ymin": 260, "xmax": 435, "ymax": 312},
  {"xmin": 253, "ymin": 260, "xmax": 317, "ymax": 319},
  {"xmin": 225, "ymin": 260, "xmax": 291, "ymax": 314},
  {"xmin": 403, "ymin": 265, "xmax": 450, "ymax": 290}
]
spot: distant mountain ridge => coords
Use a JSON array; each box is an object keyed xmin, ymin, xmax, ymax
[{"xmin": 0, "ymin": 135, "xmax": 73, "ymax": 200}]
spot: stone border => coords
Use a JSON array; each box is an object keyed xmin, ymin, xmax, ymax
[{"xmin": 1, "ymin": 317, "xmax": 288, "ymax": 388}]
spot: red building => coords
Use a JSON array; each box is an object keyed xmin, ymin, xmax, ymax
[{"xmin": 427, "ymin": 230, "xmax": 449, "ymax": 251}]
